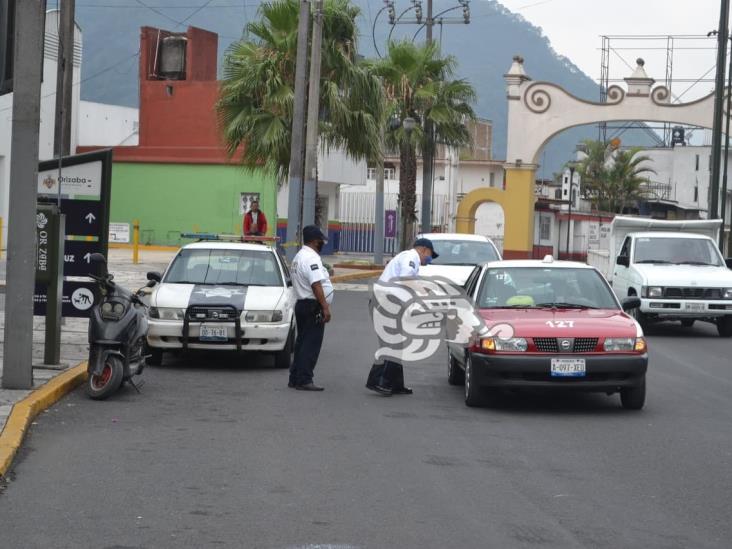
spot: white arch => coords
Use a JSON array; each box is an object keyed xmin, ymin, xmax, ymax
[{"xmin": 504, "ymin": 57, "xmax": 718, "ymax": 166}]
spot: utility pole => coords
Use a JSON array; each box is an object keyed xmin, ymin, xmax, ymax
[
  {"xmin": 420, "ymin": 0, "xmax": 434, "ymax": 234},
  {"xmin": 54, "ymin": 0, "xmax": 75, "ymax": 157},
  {"xmin": 710, "ymin": 0, "xmax": 730, "ymax": 225},
  {"xmin": 302, "ymin": 0, "xmax": 323, "ymax": 228},
  {"xmin": 285, "ymin": 0, "xmax": 311, "ymax": 260},
  {"xmin": 2, "ymin": 0, "xmax": 46, "ymax": 389},
  {"xmin": 721, "ymin": 34, "xmax": 732, "ymax": 252}
]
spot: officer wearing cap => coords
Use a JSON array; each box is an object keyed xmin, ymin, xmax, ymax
[
  {"xmin": 366, "ymin": 237, "xmax": 439, "ymax": 396},
  {"xmin": 289, "ymin": 225, "xmax": 333, "ymax": 391}
]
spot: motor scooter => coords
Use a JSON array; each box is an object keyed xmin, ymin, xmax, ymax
[{"xmin": 86, "ymin": 253, "xmax": 150, "ymax": 400}]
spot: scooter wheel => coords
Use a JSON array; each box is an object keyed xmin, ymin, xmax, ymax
[{"xmin": 86, "ymin": 356, "xmax": 124, "ymax": 400}]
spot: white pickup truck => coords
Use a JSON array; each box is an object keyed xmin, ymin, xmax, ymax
[{"xmin": 587, "ymin": 216, "xmax": 732, "ymax": 337}]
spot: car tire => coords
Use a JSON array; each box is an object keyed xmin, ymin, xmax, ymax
[
  {"xmin": 464, "ymin": 355, "xmax": 484, "ymax": 407},
  {"xmin": 717, "ymin": 316, "xmax": 732, "ymax": 337},
  {"xmin": 448, "ymin": 351, "xmax": 465, "ymax": 386},
  {"xmin": 680, "ymin": 319, "xmax": 695, "ymax": 328},
  {"xmin": 274, "ymin": 326, "xmax": 295, "ymax": 369},
  {"xmin": 620, "ymin": 376, "xmax": 646, "ymax": 410},
  {"xmin": 145, "ymin": 344, "xmax": 163, "ymax": 367},
  {"xmin": 628, "ymin": 295, "xmax": 648, "ymax": 328}
]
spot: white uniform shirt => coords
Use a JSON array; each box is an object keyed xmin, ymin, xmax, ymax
[
  {"xmin": 379, "ymin": 249, "xmax": 421, "ymax": 283},
  {"xmin": 291, "ymin": 245, "xmax": 334, "ymax": 304}
]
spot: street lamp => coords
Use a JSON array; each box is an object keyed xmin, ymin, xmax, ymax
[
  {"xmin": 402, "ymin": 116, "xmax": 417, "ymax": 132},
  {"xmin": 565, "ymin": 163, "xmax": 577, "ymax": 259}
]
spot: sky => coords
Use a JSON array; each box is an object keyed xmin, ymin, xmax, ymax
[{"xmin": 496, "ymin": 0, "xmax": 725, "ymax": 101}]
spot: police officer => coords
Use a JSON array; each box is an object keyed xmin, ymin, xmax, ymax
[
  {"xmin": 366, "ymin": 237, "xmax": 439, "ymax": 396},
  {"xmin": 289, "ymin": 225, "xmax": 333, "ymax": 391}
]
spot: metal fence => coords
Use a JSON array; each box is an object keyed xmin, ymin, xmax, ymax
[{"xmin": 339, "ymin": 192, "xmax": 449, "ymax": 254}]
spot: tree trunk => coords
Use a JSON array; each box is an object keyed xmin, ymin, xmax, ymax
[{"xmin": 399, "ymin": 143, "xmax": 417, "ymax": 251}]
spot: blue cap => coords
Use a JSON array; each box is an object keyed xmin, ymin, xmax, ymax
[
  {"xmin": 303, "ymin": 225, "xmax": 328, "ymax": 243},
  {"xmin": 414, "ymin": 237, "xmax": 439, "ymax": 259}
]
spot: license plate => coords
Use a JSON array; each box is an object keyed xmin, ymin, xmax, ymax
[
  {"xmin": 685, "ymin": 302, "xmax": 705, "ymax": 312},
  {"xmin": 551, "ymin": 358, "xmax": 586, "ymax": 377},
  {"xmin": 200, "ymin": 326, "xmax": 228, "ymax": 341}
]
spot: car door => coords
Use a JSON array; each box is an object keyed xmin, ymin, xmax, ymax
[
  {"xmin": 449, "ymin": 266, "xmax": 484, "ymax": 367},
  {"xmin": 613, "ymin": 236, "xmax": 632, "ymax": 297}
]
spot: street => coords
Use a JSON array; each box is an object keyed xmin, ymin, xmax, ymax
[{"xmin": 0, "ymin": 289, "xmax": 731, "ymax": 549}]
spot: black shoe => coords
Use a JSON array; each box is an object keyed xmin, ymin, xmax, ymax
[
  {"xmin": 366, "ymin": 383, "xmax": 393, "ymax": 396},
  {"xmin": 295, "ymin": 383, "xmax": 324, "ymax": 391},
  {"xmin": 288, "ymin": 382, "xmax": 295, "ymax": 388},
  {"xmin": 392, "ymin": 386, "xmax": 413, "ymax": 395}
]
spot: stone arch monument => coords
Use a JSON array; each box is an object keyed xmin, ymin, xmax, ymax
[{"xmin": 457, "ymin": 56, "xmax": 719, "ymax": 258}]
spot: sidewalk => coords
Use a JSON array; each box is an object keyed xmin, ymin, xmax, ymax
[{"xmin": 0, "ymin": 246, "xmax": 379, "ymax": 476}]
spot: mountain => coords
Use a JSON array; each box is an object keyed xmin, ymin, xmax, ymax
[{"xmin": 74, "ymin": 0, "xmax": 632, "ymax": 175}]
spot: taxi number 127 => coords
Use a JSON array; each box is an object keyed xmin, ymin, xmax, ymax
[{"xmin": 545, "ymin": 320, "xmax": 575, "ymax": 328}]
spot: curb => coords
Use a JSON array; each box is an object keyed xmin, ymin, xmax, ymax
[
  {"xmin": 331, "ymin": 271, "xmax": 382, "ymax": 283},
  {"xmin": 0, "ymin": 362, "xmax": 87, "ymax": 478}
]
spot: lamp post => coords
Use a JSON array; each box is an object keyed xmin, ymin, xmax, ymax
[{"xmin": 565, "ymin": 164, "xmax": 576, "ymax": 259}]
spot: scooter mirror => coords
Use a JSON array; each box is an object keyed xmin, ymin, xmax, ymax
[{"xmin": 89, "ymin": 253, "xmax": 107, "ymax": 264}]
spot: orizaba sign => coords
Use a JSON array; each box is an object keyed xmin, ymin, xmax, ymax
[{"xmin": 34, "ymin": 149, "xmax": 112, "ymax": 318}]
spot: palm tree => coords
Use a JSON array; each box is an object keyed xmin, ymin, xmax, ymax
[
  {"xmin": 368, "ymin": 40, "xmax": 476, "ymax": 249},
  {"xmin": 577, "ymin": 140, "xmax": 655, "ymax": 213},
  {"xmin": 217, "ymin": 0, "xmax": 383, "ymax": 182}
]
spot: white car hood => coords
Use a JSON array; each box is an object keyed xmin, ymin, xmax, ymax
[
  {"xmin": 633, "ymin": 264, "xmax": 732, "ymax": 287},
  {"xmin": 419, "ymin": 264, "xmax": 476, "ymax": 287},
  {"xmin": 153, "ymin": 283, "xmax": 287, "ymax": 310}
]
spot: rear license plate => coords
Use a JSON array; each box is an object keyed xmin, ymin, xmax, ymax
[
  {"xmin": 551, "ymin": 358, "xmax": 586, "ymax": 377},
  {"xmin": 200, "ymin": 326, "xmax": 228, "ymax": 341},
  {"xmin": 685, "ymin": 302, "xmax": 705, "ymax": 312}
]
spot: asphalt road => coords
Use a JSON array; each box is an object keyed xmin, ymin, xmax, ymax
[{"xmin": 1, "ymin": 291, "xmax": 732, "ymax": 548}]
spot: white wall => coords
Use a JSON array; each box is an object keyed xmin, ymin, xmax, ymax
[
  {"xmin": 318, "ymin": 147, "xmax": 367, "ymax": 187},
  {"xmin": 0, "ymin": 10, "xmax": 82, "ymax": 249},
  {"xmin": 78, "ymin": 101, "xmax": 139, "ymax": 147}
]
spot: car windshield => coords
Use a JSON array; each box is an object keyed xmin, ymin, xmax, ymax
[
  {"xmin": 634, "ymin": 237, "xmax": 723, "ymax": 266},
  {"xmin": 430, "ymin": 239, "xmax": 500, "ymax": 266},
  {"xmin": 164, "ymin": 248, "xmax": 283, "ymax": 287},
  {"xmin": 477, "ymin": 267, "xmax": 619, "ymax": 310}
]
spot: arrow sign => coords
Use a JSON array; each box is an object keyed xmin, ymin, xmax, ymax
[
  {"xmin": 83, "ymin": 253, "xmax": 92, "ymax": 263},
  {"xmin": 85, "ymin": 213, "xmax": 96, "ymax": 224}
]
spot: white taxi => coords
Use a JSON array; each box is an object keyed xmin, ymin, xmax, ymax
[{"xmin": 145, "ymin": 238, "xmax": 295, "ymax": 367}]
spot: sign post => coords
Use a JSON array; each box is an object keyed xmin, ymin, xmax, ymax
[
  {"xmin": 35, "ymin": 204, "xmax": 65, "ymax": 365},
  {"xmin": 35, "ymin": 149, "xmax": 112, "ymax": 320}
]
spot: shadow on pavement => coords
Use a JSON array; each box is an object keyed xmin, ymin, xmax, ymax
[{"xmin": 154, "ymin": 350, "xmax": 282, "ymax": 372}]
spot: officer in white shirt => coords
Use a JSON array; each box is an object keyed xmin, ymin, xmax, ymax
[
  {"xmin": 366, "ymin": 238, "xmax": 439, "ymax": 396},
  {"xmin": 289, "ymin": 225, "xmax": 333, "ymax": 391}
]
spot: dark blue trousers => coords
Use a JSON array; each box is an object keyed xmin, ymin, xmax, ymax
[{"xmin": 290, "ymin": 299, "xmax": 325, "ymax": 386}]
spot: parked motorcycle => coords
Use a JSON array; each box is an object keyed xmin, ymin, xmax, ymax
[{"xmin": 86, "ymin": 253, "xmax": 151, "ymax": 400}]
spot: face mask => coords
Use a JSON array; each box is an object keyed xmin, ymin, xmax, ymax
[
  {"xmin": 315, "ymin": 240, "xmax": 325, "ymax": 253},
  {"xmin": 424, "ymin": 255, "xmax": 433, "ymax": 265}
]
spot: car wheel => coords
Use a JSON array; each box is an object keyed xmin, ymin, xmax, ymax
[
  {"xmin": 464, "ymin": 355, "xmax": 484, "ymax": 407},
  {"xmin": 628, "ymin": 299, "xmax": 648, "ymax": 328},
  {"xmin": 274, "ymin": 326, "xmax": 295, "ymax": 368},
  {"xmin": 447, "ymin": 351, "xmax": 465, "ymax": 386},
  {"xmin": 620, "ymin": 376, "xmax": 646, "ymax": 410},
  {"xmin": 680, "ymin": 319, "xmax": 695, "ymax": 328},
  {"xmin": 145, "ymin": 343, "xmax": 163, "ymax": 367},
  {"xmin": 717, "ymin": 316, "xmax": 732, "ymax": 337}
]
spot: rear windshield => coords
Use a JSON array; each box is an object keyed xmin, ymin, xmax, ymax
[
  {"xmin": 634, "ymin": 237, "xmax": 723, "ymax": 266},
  {"xmin": 430, "ymin": 239, "xmax": 500, "ymax": 266},
  {"xmin": 477, "ymin": 267, "xmax": 619, "ymax": 310},
  {"xmin": 164, "ymin": 249, "xmax": 283, "ymax": 287}
]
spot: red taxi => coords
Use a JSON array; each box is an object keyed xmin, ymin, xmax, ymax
[{"xmin": 447, "ymin": 257, "xmax": 648, "ymax": 410}]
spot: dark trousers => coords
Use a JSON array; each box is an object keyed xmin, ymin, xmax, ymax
[
  {"xmin": 290, "ymin": 299, "xmax": 325, "ymax": 386},
  {"xmin": 366, "ymin": 360, "xmax": 405, "ymax": 390}
]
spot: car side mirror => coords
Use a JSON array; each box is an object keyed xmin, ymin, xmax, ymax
[
  {"xmin": 616, "ymin": 255, "xmax": 630, "ymax": 268},
  {"xmin": 726, "ymin": 258, "xmax": 732, "ymax": 269},
  {"xmin": 621, "ymin": 296, "xmax": 641, "ymax": 312},
  {"xmin": 89, "ymin": 252, "xmax": 108, "ymax": 276},
  {"xmin": 286, "ymin": 279, "xmax": 293, "ymax": 288},
  {"xmin": 147, "ymin": 271, "xmax": 162, "ymax": 283}
]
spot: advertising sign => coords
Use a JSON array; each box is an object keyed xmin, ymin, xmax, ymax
[
  {"xmin": 35, "ymin": 149, "xmax": 112, "ymax": 318},
  {"xmin": 385, "ymin": 210, "xmax": 397, "ymax": 239},
  {"xmin": 109, "ymin": 222, "xmax": 130, "ymax": 243}
]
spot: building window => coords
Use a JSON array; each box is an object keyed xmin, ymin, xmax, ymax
[
  {"xmin": 367, "ymin": 166, "xmax": 397, "ymax": 180},
  {"xmin": 695, "ymin": 155, "xmax": 699, "ymax": 171},
  {"xmin": 539, "ymin": 216, "xmax": 551, "ymax": 241},
  {"xmin": 489, "ymin": 172, "xmax": 495, "ymax": 187},
  {"xmin": 554, "ymin": 188, "xmax": 562, "ymax": 200},
  {"xmin": 694, "ymin": 185, "xmax": 699, "ymax": 202},
  {"xmin": 709, "ymin": 155, "xmax": 712, "ymax": 172}
]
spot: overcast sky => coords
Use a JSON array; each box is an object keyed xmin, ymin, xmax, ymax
[{"xmin": 497, "ymin": 0, "xmax": 724, "ymax": 100}]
